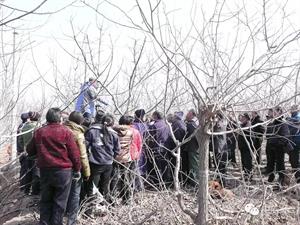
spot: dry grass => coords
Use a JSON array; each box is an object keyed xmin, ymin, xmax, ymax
[{"xmin": 1, "ymin": 159, "xmax": 300, "ymax": 225}]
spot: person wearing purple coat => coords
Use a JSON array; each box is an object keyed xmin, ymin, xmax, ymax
[
  {"xmin": 146, "ymin": 111, "xmax": 173, "ymax": 188},
  {"xmin": 166, "ymin": 112, "xmax": 187, "ymax": 186}
]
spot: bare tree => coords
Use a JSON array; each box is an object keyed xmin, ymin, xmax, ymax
[{"xmin": 81, "ymin": 0, "xmax": 300, "ymax": 224}]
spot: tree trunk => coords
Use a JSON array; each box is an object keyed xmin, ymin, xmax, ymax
[{"xmin": 195, "ymin": 124, "xmax": 210, "ymax": 225}]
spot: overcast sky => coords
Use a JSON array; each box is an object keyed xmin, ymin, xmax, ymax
[{"xmin": 2, "ymin": 0, "xmax": 300, "ymax": 112}]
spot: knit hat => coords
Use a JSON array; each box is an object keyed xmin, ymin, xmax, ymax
[{"xmin": 28, "ymin": 111, "xmax": 41, "ymax": 121}]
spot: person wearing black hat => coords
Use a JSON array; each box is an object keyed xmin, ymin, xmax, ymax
[{"xmin": 238, "ymin": 113, "xmax": 253, "ymax": 181}]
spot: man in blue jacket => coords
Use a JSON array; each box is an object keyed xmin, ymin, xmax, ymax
[{"xmin": 75, "ymin": 78, "xmax": 98, "ymax": 118}]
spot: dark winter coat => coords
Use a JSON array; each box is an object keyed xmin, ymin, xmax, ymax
[
  {"xmin": 226, "ymin": 120, "xmax": 237, "ymax": 150},
  {"xmin": 266, "ymin": 121, "xmax": 274, "ymax": 146},
  {"xmin": 172, "ymin": 117, "xmax": 187, "ymax": 142},
  {"xmin": 267, "ymin": 117, "xmax": 290, "ymax": 147},
  {"xmin": 287, "ymin": 112, "xmax": 300, "ymax": 147},
  {"xmin": 133, "ymin": 121, "xmax": 148, "ymax": 138},
  {"xmin": 85, "ymin": 123, "xmax": 120, "ymax": 165},
  {"xmin": 237, "ymin": 121, "xmax": 252, "ymax": 151},
  {"xmin": 251, "ymin": 115, "xmax": 265, "ymax": 138},
  {"xmin": 251, "ymin": 115, "xmax": 265, "ymax": 146},
  {"xmin": 167, "ymin": 117, "xmax": 187, "ymax": 150},
  {"xmin": 182, "ymin": 119, "xmax": 198, "ymax": 152},
  {"xmin": 147, "ymin": 119, "xmax": 172, "ymax": 152}
]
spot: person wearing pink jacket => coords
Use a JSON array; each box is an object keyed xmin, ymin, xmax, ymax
[{"xmin": 111, "ymin": 115, "xmax": 142, "ymax": 205}]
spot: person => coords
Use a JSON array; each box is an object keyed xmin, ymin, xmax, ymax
[
  {"xmin": 167, "ymin": 111, "xmax": 187, "ymax": 186},
  {"xmin": 17, "ymin": 112, "xmax": 29, "ymax": 192},
  {"xmin": 26, "ymin": 108, "xmax": 81, "ymax": 225},
  {"xmin": 251, "ymin": 111, "xmax": 265, "ymax": 165},
  {"xmin": 237, "ymin": 113, "xmax": 253, "ymax": 181},
  {"xmin": 132, "ymin": 109, "xmax": 148, "ymax": 191},
  {"xmin": 166, "ymin": 113, "xmax": 174, "ymax": 123},
  {"xmin": 182, "ymin": 109, "xmax": 199, "ymax": 186},
  {"xmin": 266, "ymin": 106, "xmax": 290, "ymax": 185},
  {"xmin": 17, "ymin": 112, "xmax": 29, "ymax": 155},
  {"xmin": 75, "ymin": 78, "xmax": 99, "ymax": 118},
  {"xmin": 265, "ymin": 109, "xmax": 275, "ymax": 175},
  {"xmin": 170, "ymin": 111, "xmax": 187, "ymax": 143},
  {"xmin": 226, "ymin": 116, "xmax": 237, "ymax": 166},
  {"xmin": 80, "ymin": 110, "xmax": 105, "ymax": 203},
  {"xmin": 112, "ymin": 115, "xmax": 142, "ymax": 204},
  {"xmin": 65, "ymin": 111, "xmax": 91, "ymax": 225},
  {"xmin": 85, "ymin": 113, "xmax": 120, "ymax": 205},
  {"xmin": 287, "ymin": 109, "xmax": 300, "ymax": 183},
  {"xmin": 19, "ymin": 111, "xmax": 41, "ymax": 195},
  {"xmin": 146, "ymin": 111, "xmax": 173, "ymax": 188},
  {"xmin": 211, "ymin": 113, "xmax": 228, "ymax": 186}
]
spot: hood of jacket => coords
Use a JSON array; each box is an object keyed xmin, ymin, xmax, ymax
[
  {"xmin": 114, "ymin": 125, "xmax": 131, "ymax": 137},
  {"xmin": 64, "ymin": 120, "xmax": 85, "ymax": 133}
]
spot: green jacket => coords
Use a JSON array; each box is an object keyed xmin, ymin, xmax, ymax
[
  {"xmin": 65, "ymin": 120, "xmax": 91, "ymax": 177},
  {"xmin": 20, "ymin": 121, "xmax": 39, "ymax": 151}
]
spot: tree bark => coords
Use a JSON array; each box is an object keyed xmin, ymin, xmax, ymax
[{"xmin": 195, "ymin": 118, "xmax": 210, "ymax": 225}]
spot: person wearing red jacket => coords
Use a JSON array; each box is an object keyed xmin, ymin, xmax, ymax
[
  {"xmin": 130, "ymin": 125, "xmax": 142, "ymax": 161},
  {"xmin": 26, "ymin": 108, "xmax": 81, "ymax": 225}
]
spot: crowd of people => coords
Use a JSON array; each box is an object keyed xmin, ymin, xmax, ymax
[
  {"xmin": 15, "ymin": 79, "xmax": 300, "ymax": 225},
  {"xmin": 210, "ymin": 106, "xmax": 300, "ymax": 186}
]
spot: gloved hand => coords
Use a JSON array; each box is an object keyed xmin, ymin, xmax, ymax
[{"xmin": 72, "ymin": 171, "xmax": 81, "ymax": 182}]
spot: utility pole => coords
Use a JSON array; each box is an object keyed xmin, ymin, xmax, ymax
[{"xmin": 10, "ymin": 29, "xmax": 18, "ymax": 160}]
